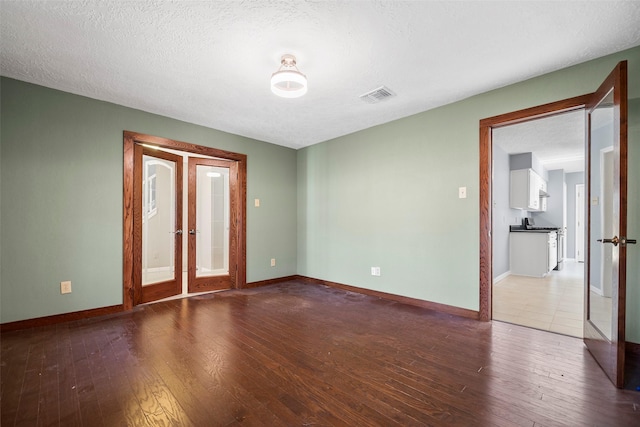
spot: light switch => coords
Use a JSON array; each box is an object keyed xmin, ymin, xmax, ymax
[
  {"xmin": 254, "ymin": 198, "xmax": 260, "ymax": 207},
  {"xmin": 458, "ymin": 187, "xmax": 467, "ymax": 199}
]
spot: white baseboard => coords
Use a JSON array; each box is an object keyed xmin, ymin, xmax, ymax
[{"xmin": 493, "ymin": 271, "xmax": 511, "ymax": 284}]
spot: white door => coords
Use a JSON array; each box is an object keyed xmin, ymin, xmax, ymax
[{"xmin": 576, "ymin": 183, "xmax": 585, "ymax": 262}]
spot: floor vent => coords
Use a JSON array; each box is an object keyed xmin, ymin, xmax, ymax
[{"xmin": 359, "ymin": 86, "xmax": 396, "ymax": 104}]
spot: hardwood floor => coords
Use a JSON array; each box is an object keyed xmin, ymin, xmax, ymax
[{"xmin": 2, "ymin": 281, "xmax": 639, "ymax": 426}]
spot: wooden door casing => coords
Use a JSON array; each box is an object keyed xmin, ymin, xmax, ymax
[
  {"xmin": 123, "ymin": 131, "xmax": 247, "ymax": 309},
  {"xmin": 478, "ymin": 94, "xmax": 591, "ymax": 321}
]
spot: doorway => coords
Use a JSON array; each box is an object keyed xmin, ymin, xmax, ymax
[
  {"xmin": 490, "ymin": 111, "xmax": 586, "ymax": 337},
  {"xmin": 123, "ymin": 131, "xmax": 247, "ymax": 309},
  {"xmin": 478, "ymin": 94, "xmax": 591, "ymax": 321},
  {"xmin": 480, "ymin": 60, "xmax": 630, "ymax": 388}
]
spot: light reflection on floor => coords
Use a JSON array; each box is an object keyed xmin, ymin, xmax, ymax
[{"xmin": 493, "ymin": 260, "xmax": 584, "ymax": 337}]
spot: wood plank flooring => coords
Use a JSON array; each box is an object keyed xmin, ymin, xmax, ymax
[{"xmin": 2, "ymin": 281, "xmax": 639, "ymax": 426}]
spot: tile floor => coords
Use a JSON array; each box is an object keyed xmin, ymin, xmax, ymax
[{"xmin": 493, "ymin": 259, "xmax": 584, "ymax": 338}]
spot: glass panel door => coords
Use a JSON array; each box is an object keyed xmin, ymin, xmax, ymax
[
  {"xmin": 142, "ymin": 155, "xmax": 179, "ymax": 285},
  {"xmin": 188, "ymin": 157, "xmax": 237, "ymax": 292},
  {"xmin": 584, "ymin": 61, "xmax": 628, "ymax": 388},
  {"xmin": 134, "ymin": 145, "xmax": 183, "ymax": 304},
  {"xmin": 195, "ymin": 164, "xmax": 229, "ymax": 277}
]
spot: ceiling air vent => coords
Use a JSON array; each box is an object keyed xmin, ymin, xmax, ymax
[{"xmin": 359, "ymin": 86, "xmax": 396, "ymax": 104}]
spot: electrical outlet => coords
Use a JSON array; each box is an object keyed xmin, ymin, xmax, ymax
[
  {"xmin": 60, "ymin": 281, "xmax": 72, "ymax": 294},
  {"xmin": 458, "ymin": 187, "xmax": 467, "ymax": 199},
  {"xmin": 270, "ymin": 258, "xmax": 276, "ymax": 267},
  {"xmin": 371, "ymin": 267, "xmax": 381, "ymax": 276}
]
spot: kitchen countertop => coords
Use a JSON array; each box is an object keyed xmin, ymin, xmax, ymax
[{"xmin": 509, "ymin": 225, "xmax": 559, "ymax": 233}]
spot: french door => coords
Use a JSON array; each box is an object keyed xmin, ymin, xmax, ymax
[
  {"xmin": 188, "ymin": 157, "xmax": 238, "ymax": 293},
  {"xmin": 133, "ymin": 145, "xmax": 183, "ymax": 304},
  {"xmin": 123, "ymin": 131, "xmax": 247, "ymax": 309}
]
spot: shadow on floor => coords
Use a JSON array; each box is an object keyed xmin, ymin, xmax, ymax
[{"xmin": 624, "ymin": 348, "xmax": 640, "ymax": 391}]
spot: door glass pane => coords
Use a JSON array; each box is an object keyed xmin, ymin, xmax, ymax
[
  {"xmin": 142, "ymin": 155, "xmax": 176, "ymax": 286},
  {"xmin": 588, "ymin": 88, "xmax": 615, "ymax": 340},
  {"xmin": 196, "ymin": 165, "xmax": 229, "ymax": 277}
]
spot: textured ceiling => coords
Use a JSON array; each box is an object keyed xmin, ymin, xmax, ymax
[
  {"xmin": 1, "ymin": 1, "xmax": 640, "ymax": 149},
  {"xmin": 493, "ymin": 111, "xmax": 585, "ymax": 173}
]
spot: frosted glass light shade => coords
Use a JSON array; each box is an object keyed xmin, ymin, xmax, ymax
[{"xmin": 271, "ymin": 69, "xmax": 307, "ymax": 98}]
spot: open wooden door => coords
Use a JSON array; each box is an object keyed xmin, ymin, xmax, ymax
[{"xmin": 584, "ymin": 61, "xmax": 635, "ymax": 388}]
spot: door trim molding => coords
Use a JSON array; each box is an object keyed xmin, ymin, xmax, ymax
[
  {"xmin": 478, "ymin": 94, "xmax": 591, "ymax": 321},
  {"xmin": 123, "ymin": 131, "xmax": 247, "ymax": 310}
]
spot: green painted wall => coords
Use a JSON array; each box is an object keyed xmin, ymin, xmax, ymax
[
  {"xmin": 2, "ymin": 46, "xmax": 639, "ymax": 343},
  {"xmin": 297, "ymin": 46, "xmax": 640, "ymax": 342},
  {"xmin": 0, "ymin": 78, "xmax": 297, "ymax": 323}
]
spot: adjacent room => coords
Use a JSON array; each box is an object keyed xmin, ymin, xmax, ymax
[
  {"xmin": 492, "ymin": 111, "xmax": 586, "ymax": 338},
  {"xmin": 2, "ymin": 1, "xmax": 640, "ymax": 426}
]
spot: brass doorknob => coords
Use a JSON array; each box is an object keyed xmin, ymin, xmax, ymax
[
  {"xmin": 597, "ymin": 236, "xmax": 637, "ymax": 246},
  {"xmin": 597, "ymin": 236, "xmax": 620, "ymax": 246}
]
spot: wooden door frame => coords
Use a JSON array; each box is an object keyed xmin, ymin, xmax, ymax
[
  {"xmin": 123, "ymin": 131, "xmax": 247, "ymax": 310},
  {"xmin": 478, "ymin": 94, "xmax": 591, "ymax": 321}
]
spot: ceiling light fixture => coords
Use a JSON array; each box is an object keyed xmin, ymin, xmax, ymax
[{"xmin": 271, "ymin": 54, "xmax": 307, "ymax": 98}]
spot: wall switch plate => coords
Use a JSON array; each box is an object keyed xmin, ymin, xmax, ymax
[
  {"xmin": 60, "ymin": 281, "xmax": 72, "ymax": 294},
  {"xmin": 371, "ymin": 267, "xmax": 381, "ymax": 276},
  {"xmin": 458, "ymin": 187, "xmax": 467, "ymax": 199},
  {"xmin": 270, "ymin": 258, "xmax": 276, "ymax": 267},
  {"xmin": 254, "ymin": 198, "xmax": 260, "ymax": 207}
]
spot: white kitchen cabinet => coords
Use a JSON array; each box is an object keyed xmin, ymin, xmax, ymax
[
  {"xmin": 509, "ymin": 168, "xmax": 547, "ymax": 211},
  {"xmin": 539, "ymin": 195, "xmax": 547, "ymax": 212},
  {"xmin": 509, "ymin": 231, "xmax": 557, "ymax": 277},
  {"xmin": 539, "ymin": 177, "xmax": 547, "ymax": 194},
  {"xmin": 536, "ymin": 174, "xmax": 548, "ymax": 211}
]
